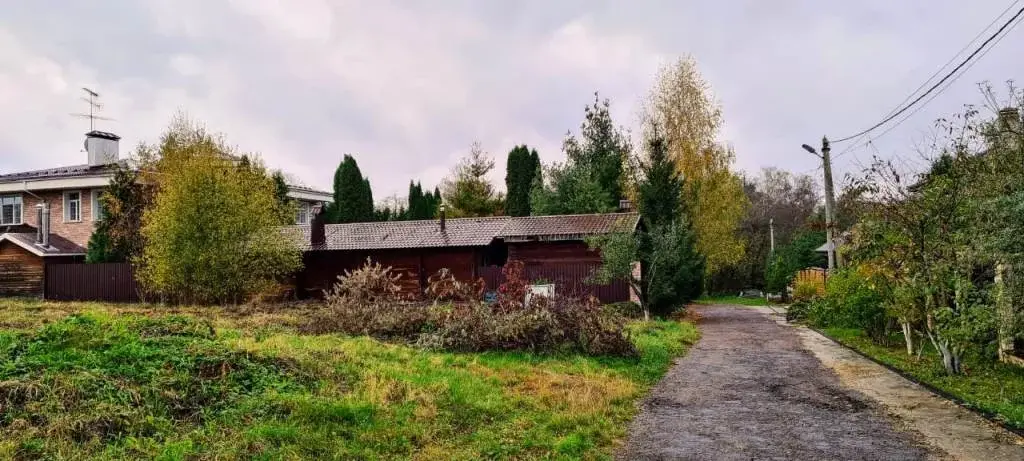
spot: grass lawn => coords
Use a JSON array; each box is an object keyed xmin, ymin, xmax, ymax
[
  {"xmin": 823, "ymin": 327, "xmax": 1024, "ymax": 430},
  {"xmin": 693, "ymin": 295, "xmax": 768, "ymax": 307},
  {"xmin": 0, "ymin": 299, "xmax": 699, "ymax": 460}
]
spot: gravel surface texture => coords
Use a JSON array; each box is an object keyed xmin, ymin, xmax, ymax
[{"xmin": 618, "ymin": 305, "xmax": 933, "ymax": 460}]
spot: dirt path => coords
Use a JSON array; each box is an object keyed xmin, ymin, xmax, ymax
[{"xmin": 619, "ymin": 304, "xmax": 935, "ymax": 460}]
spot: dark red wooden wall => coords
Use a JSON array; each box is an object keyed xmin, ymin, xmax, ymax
[{"xmin": 297, "ymin": 247, "xmax": 482, "ymax": 298}]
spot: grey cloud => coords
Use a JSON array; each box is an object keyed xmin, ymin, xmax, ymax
[{"xmin": 1, "ymin": 0, "xmax": 1022, "ymax": 199}]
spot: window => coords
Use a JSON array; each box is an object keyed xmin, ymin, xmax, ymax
[
  {"xmin": 91, "ymin": 190, "xmax": 106, "ymax": 221},
  {"xmin": 0, "ymin": 195, "xmax": 22, "ymax": 225},
  {"xmin": 64, "ymin": 191, "xmax": 81, "ymax": 222},
  {"xmin": 296, "ymin": 202, "xmax": 310, "ymax": 225}
]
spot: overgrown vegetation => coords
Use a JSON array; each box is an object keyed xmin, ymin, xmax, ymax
[
  {"xmin": 0, "ymin": 298, "xmax": 697, "ymax": 459},
  {"xmin": 307, "ymin": 260, "xmax": 638, "ymax": 356},
  {"xmin": 588, "ymin": 128, "xmax": 704, "ymax": 319},
  {"xmin": 793, "ymin": 86, "xmax": 1023, "ymax": 384}
]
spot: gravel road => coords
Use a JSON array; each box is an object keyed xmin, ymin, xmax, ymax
[{"xmin": 618, "ymin": 305, "xmax": 933, "ymax": 460}]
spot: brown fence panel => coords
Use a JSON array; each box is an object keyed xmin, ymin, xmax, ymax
[
  {"xmin": 478, "ymin": 263, "xmax": 629, "ymax": 304},
  {"xmin": 793, "ymin": 268, "xmax": 827, "ymax": 296},
  {"xmin": 45, "ymin": 263, "xmax": 141, "ymax": 303}
]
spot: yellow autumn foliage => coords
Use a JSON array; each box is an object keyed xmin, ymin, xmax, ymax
[{"xmin": 645, "ymin": 56, "xmax": 749, "ymax": 277}]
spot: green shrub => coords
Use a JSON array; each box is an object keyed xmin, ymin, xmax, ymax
[
  {"xmin": 605, "ymin": 301, "xmax": 643, "ymax": 318},
  {"xmin": 786, "ymin": 299, "xmax": 811, "ymax": 322},
  {"xmin": 791, "ymin": 279, "xmax": 822, "ymax": 302},
  {"xmin": 806, "ymin": 269, "xmax": 893, "ymax": 341}
]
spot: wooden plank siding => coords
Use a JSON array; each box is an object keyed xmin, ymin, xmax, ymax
[
  {"xmin": 507, "ymin": 241, "xmax": 602, "ymax": 265},
  {"xmin": 0, "ymin": 241, "xmax": 44, "ymax": 296},
  {"xmin": 297, "ymin": 247, "xmax": 484, "ymax": 299}
]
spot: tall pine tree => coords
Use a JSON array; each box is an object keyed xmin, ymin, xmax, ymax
[{"xmin": 505, "ymin": 145, "xmax": 539, "ymax": 217}]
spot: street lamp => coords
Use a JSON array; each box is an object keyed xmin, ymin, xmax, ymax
[{"xmin": 801, "ymin": 144, "xmax": 817, "ymax": 156}]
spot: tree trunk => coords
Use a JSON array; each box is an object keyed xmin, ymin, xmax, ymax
[
  {"xmin": 901, "ymin": 321, "xmax": 914, "ymax": 356},
  {"xmin": 995, "ymin": 263, "xmax": 1017, "ymax": 363},
  {"xmin": 927, "ymin": 327, "xmax": 962, "ymax": 374}
]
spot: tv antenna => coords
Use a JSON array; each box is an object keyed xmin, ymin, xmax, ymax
[{"xmin": 70, "ymin": 87, "xmax": 115, "ymax": 131}]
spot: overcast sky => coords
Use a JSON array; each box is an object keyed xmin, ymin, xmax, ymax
[{"xmin": 1, "ymin": 0, "xmax": 1021, "ymax": 199}]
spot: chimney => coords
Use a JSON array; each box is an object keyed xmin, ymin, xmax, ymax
[
  {"xmin": 310, "ymin": 203, "xmax": 327, "ymax": 247},
  {"xmin": 618, "ymin": 199, "xmax": 635, "ymax": 212},
  {"xmin": 439, "ymin": 203, "xmax": 447, "ymax": 232},
  {"xmin": 85, "ymin": 131, "xmax": 120, "ymax": 167},
  {"xmin": 998, "ymin": 107, "xmax": 1021, "ymax": 142},
  {"xmin": 35, "ymin": 204, "xmax": 43, "ymax": 245},
  {"xmin": 35, "ymin": 203, "xmax": 50, "ymax": 248}
]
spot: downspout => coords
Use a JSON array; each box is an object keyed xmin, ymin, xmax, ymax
[
  {"xmin": 23, "ymin": 181, "xmax": 47, "ymax": 245},
  {"xmin": 22, "ymin": 181, "xmax": 49, "ymax": 299}
]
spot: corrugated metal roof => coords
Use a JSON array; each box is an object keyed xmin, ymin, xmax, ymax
[
  {"xmin": 0, "ymin": 162, "xmax": 122, "ymax": 183},
  {"xmin": 293, "ymin": 212, "xmax": 640, "ymax": 251}
]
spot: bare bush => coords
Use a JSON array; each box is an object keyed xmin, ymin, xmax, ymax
[{"xmin": 305, "ymin": 259, "xmax": 637, "ymax": 357}]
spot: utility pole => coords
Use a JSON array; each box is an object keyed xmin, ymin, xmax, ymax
[
  {"xmin": 820, "ymin": 136, "xmax": 841, "ymax": 271},
  {"xmin": 769, "ymin": 217, "xmax": 776, "ymax": 255},
  {"xmin": 802, "ymin": 136, "xmax": 841, "ymax": 272}
]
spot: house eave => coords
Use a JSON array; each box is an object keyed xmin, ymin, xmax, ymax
[
  {"xmin": 287, "ymin": 188, "xmax": 332, "ymax": 202},
  {"xmin": 0, "ymin": 175, "xmax": 114, "ymax": 193}
]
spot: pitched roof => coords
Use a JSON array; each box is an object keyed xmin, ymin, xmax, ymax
[
  {"xmin": 498, "ymin": 213, "xmax": 640, "ymax": 240},
  {"xmin": 0, "ymin": 232, "xmax": 86, "ymax": 256},
  {"xmin": 0, "ymin": 162, "xmax": 122, "ymax": 183},
  {"xmin": 294, "ymin": 212, "xmax": 640, "ymax": 252}
]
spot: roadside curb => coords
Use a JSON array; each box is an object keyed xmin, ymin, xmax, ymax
[{"xmin": 802, "ymin": 323, "xmax": 1024, "ymax": 439}]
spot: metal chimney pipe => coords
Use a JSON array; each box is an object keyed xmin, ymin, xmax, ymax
[
  {"xmin": 41, "ymin": 203, "xmax": 50, "ymax": 248},
  {"xmin": 35, "ymin": 204, "xmax": 43, "ymax": 244},
  {"xmin": 439, "ymin": 203, "xmax": 447, "ymax": 232}
]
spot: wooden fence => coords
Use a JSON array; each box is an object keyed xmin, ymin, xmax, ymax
[
  {"xmin": 45, "ymin": 262, "xmax": 141, "ymax": 303},
  {"xmin": 793, "ymin": 267, "xmax": 827, "ymax": 296},
  {"xmin": 478, "ymin": 263, "xmax": 630, "ymax": 304}
]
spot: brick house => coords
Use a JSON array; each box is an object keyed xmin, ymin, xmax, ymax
[{"xmin": 0, "ymin": 130, "xmax": 330, "ymax": 297}]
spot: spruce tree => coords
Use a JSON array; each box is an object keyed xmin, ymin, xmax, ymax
[
  {"xmin": 505, "ymin": 145, "xmax": 538, "ymax": 217},
  {"xmin": 637, "ymin": 130, "xmax": 704, "ymax": 313},
  {"xmin": 361, "ymin": 177, "xmax": 374, "ymax": 221},
  {"xmin": 329, "ymin": 155, "xmax": 372, "ymax": 223}
]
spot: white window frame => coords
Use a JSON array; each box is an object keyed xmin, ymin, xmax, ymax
[
  {"xmin": 91, "ymin": 189, "xmax": 106, "ymax": 221},
  {"xmin": 296, "ymin": 202, "xmax": 311, "ymax": 225},
  {"xmin": 0, "ymin": 194, "xmax": 23, "ymax": 225},
  {"xmin": 64, "ymin": 190, "xmax": 82, "ymax": 223}
]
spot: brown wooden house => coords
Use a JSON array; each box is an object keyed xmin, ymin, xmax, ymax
[{"xmin": 292, "ymin": 209, "xmax": 640, "ymax": 302}]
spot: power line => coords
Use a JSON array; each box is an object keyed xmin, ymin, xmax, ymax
[
  {"xmin": 831, "ymin": 0, "xmax": 1021, "ymax": 159},
  {"xmin": 832, "ymin": 3, "xmax": 1024, "ymax": 144},
  {"xmin": 833, "ymin": 9, "xmax": 1024, "ymax": 160}
]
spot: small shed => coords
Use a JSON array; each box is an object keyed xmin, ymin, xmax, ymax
[
  {"xmin": 0, "ymin": 232, "xmax": 85, "ymax": 297},
  {"xmin": 290, "ymin": 211, "xmax": 640, "ymax": 301}
]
